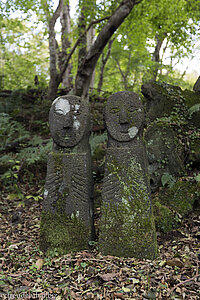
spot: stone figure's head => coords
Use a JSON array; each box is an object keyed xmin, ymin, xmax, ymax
[
  {"xmin": 105, "ymin": 91, "xmax": 144, "ymax": 142},
  {"xmin": 49, "ymin": 95, "xmax": 89, "ymax": 147}
]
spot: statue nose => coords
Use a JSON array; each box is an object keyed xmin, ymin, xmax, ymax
[
  {"xmin": 63, "ymin": 114, "xmax": 73, "ymax": 128},
  {"xmin": 119, "ymin": 109, "xmax": 128, "ymax": 124}
]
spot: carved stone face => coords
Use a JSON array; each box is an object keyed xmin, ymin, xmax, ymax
[
  {"xmin": 49, "ymin": 95, "xmax": 89, "ymax": 147},
  {"xmin": 105, "ymin": 92, "xmax": 144, "ymax": 142}
]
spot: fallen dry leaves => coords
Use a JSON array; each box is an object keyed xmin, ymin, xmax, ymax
[{"xmin": 0, "ymin": 190, "xmax": 200, "ymax": 299}]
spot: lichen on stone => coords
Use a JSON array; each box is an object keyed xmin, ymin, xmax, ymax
[
  {"xmin": 40, "ymin": 211, "xmax": 90, "ymax": 255},
  {"xmin": 99, "ymin": 156, "xmax": 157, "ymax": 259}
]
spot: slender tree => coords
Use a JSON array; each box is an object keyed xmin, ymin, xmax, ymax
[
  {"xmin": 74, "ymin": 0, "xmax": 143, "ymax": 98},
  {"xmin": 60, "ymin": 1, "xmax": 72, "ymax": 88},
  {"xmin": 97, "ymin": 38, "xmax": 114, "ymax": 93}
]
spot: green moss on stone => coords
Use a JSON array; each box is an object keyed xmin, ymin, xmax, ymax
[
  {"xmin": 99, "ymin": 157, "xmax": 157, "ymax": 259},
  {"xmin": 99, "ymin": 201, "xmax": 157, "ymax": 259},
  {"xmin": 153, "ymin": 201, "xmax": 180, "ymax": 233},
  {"xmin": 51, "ymin": 152, "xmax": 62, "ymax": 170},
  {"xmin": 189, "ymin": 138, "xmax": 200, "ymax": 163},
  {"xmin": 40, "ymin": 211, "xmax": 90, "ymax": 255},
  {"xmin": 40, "ymin": 151, "xmax": 93, "ymax": 256},
  {"xmin": 181, "ymin": 89, "xmax": 200, "ymax": 108},
  {"xmin": 160, "ymin": 181, "xmax": 196, "ymax": 216},
  {"xmin": 152, "ymin": 181, "xmax": 200, "ymax": 233}
]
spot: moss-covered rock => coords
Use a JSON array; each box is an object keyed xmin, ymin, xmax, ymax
[
  {"xmin": 189, "ymin": 139, "xmax": 200, "ymax": 164},
  {"xmin": 182, "ymin": 89, "xmax": 200, "ymax": 108},
  {"xmin": 160, "ymin": 181, "xmax": 196, "ymax": 216},
  {"xmin": 152, "ymin": 180, "xmax": 200, "ymax": 233},
  {"xmin": 153, "ymin": 201, "xmax": 180, "ymax": 233},
  {"xmin": 181, "ymin": 89, "xmax": 200, "ymax": 128},
  {"xmin": 141, "ymin": 81, "xmax": 185, "ymax": 123},
  {"xmin": 142, "ymin": 81, "xmax": 200, "ymax": 191},
  {"xmin": 142, "ymin": 81, "xmax": 200, "ymax": 126},
  {"xmin": 145, "ymin": 124, "xmax": 184, "ymax": 191}
]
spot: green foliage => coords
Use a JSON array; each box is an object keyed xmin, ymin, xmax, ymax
[
  {"xmin": 153, "ymin": 179, "xmax": 199, "ymax": 233},
  {"xmin": 0, "ymin": 112, "xmax": 52, "ymax": 164},
  {"xmin": 17, "ymin": 136, "xmax": 52, "ymax": 165},
  {"xmin": 0, "ymin": 113, "xmax": 30, "ymax": 150},
  {"xmin": 1, "ymin": 0, "xmax": 40, "ymax": 15},
  {"xmin": 161, "ymin": 173, "xmax": 176, "ymax": 188},
  {"xmin": 95, "ymin": 0, "xmax": 200, "ymax": 93},
  {"xmin": 0, "ymin": 112, "xmax": 52, "ymax": 196},
  {"xmin": 1, "ymin": 0, "xmax": 199, "ymax": 92},
  {"xmin": 1, "ymin": 159, "xmax": 21, "ymax": 188},
  {"xmin": 195, "ymin": 174, "xmax": 200, "ymax": 182},
  {"xmin": 89, "ymin": 132, "xmax": 107, "ymax": 156},
  {"xmin": 188, "ymin": 103, "xmax": 200, "ymax": 116},
  {"xmin": 0, "ymin": 15, "xmax": 48, "ymax": 90}
]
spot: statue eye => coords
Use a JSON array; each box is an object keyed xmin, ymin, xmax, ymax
[
  {"xmin": 72, "ymin": 104, "xmax": 81, "ymax": 116},
  {"xmin": 110, "ymin": 107, "xmax": 120, "ymax": 113},
  {"xmin": 55, "ymin": 109, "xmax": 64, "ymax": 115},
  {"xmin": 73, "ymin": 109, "xmax": 81, "ymax": 116}
]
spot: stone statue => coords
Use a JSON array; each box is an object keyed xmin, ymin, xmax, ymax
[
  {"xmin": 49, "ymin": 96, "xmax": 90, "ymax": 151},
  {"xmin": 40, "ymin": 95, "xmax": 94, "ymax": 254},
  {"xmin": 99, "ymin": 91, "xmax": 157, "ymax": 259},
  {"xmin": 193, "ymin": 76, "xmax": 200, "ymax": 92}
]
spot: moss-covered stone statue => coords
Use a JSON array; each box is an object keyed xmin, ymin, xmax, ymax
[
  {"xmin": 40, "ymin": 95, "xmax": 94, "ymax": 254},
  {"xmin": 99, "ymin": 91, "xmax": 157, "ymax": 259}
]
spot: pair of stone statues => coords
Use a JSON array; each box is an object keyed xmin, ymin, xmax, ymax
[{"xmin": 40, "ymin": 92, "xmax": 157, "ymax": 259}]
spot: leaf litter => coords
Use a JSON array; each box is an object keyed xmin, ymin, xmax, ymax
[{"xmin": 0, "ymin": 190, "xmax": 200, "ymax": 300}]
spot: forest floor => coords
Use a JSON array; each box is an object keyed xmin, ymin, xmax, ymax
[{"xmin": 0, "ymin": 188, "xmax": 200, "ymax": 300}]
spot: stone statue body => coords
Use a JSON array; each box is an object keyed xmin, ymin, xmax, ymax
[
  {"xmin": 99, "ymin": 91, "xmax": 157, "ymax": 259},
  {"xmin": 40, "ymin": 95, "xmax": 94, "ymax": 254}
]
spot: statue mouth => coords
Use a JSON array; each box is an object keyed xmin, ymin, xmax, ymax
[
  {"xmin": 119, "ymin": 124, "xmax": 129, "ymax": 133},
  {"xmin": 60, "ymin": 128, "xmax": 73, "ymax": 140}
]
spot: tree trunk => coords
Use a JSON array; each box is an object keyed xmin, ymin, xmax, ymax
[
  {"xmin": 60, "ymin": 2, "xmax": 73, "ymax": 89},
  {"xmin": 48, "ymin": 76, "xmax": 60, "ymax": 100},
  {"xmin": 152, "ymin": 33, "xmax": 167, "ymax": 80},
  {"xmin": 114, "ymin": 57, "xmax": 128, "ymax": 90},
  {"xmin": 47, "ymin": 0, "xmax": 143, "ymax": 100},
  {"xmin": 47, "ymin": 27, "xmax": 60, "ymax": 100},
  {"xmin": 74, "ymin": 0, "xmax": 143, "ymax": 98},
  {"xmin": 77, "ymin": 2, "xmax": 87, "ymax": 79},
  {"xmin": 97, "ymin": 38, "xmax": 114, "ymax": 93},
  {"xmin": 47, "ymin": 0, "xmax": 62, "ymax": 100},
  {"xmin": 87, "ymin": 25, "xmax": 95, "ymax": 91}
]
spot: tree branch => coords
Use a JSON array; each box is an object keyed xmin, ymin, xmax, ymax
[
  {"xmin": 169, "ymin": 274, "xmax": 200, "ymax": 295},
  {"xmin": 58, "ymin": 15, "xmax": 111, "ymax": 81},
  {"xmin": 114, "ymin": 57, "xmax": 128, "ymax": 89},
  {"xmin": 103, "ymin": 38, "xmax": 115, "ymax": 64},
  {"xmin": 125, "ymin": 51, "xmax": 131, "ymax": 78},
  {"xmin": 97, "ymin": 38, "xmax": 115, "ymax": 92},
  {"xmin": 75, "ymin": 0, "xmax": 143, "ymax": 97},
  {"xmin": 87, "ymin": 16, "xmax": 111, "ymax": 31},
  {"xmin": 170, "ymin": 257, "xmax": 199, "ymax": 295},
  {"xmin": 49, "ymin": 0, "xmax": 62, "ymax": 30},
  {"xmin": 114, "ymin": 57, "xmax": 125, "ymax": 80}
]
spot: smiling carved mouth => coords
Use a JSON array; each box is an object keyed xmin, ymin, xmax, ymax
[{"xmin": 120, "ymin": 124, "xmax": 129, "ymax": 133}]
